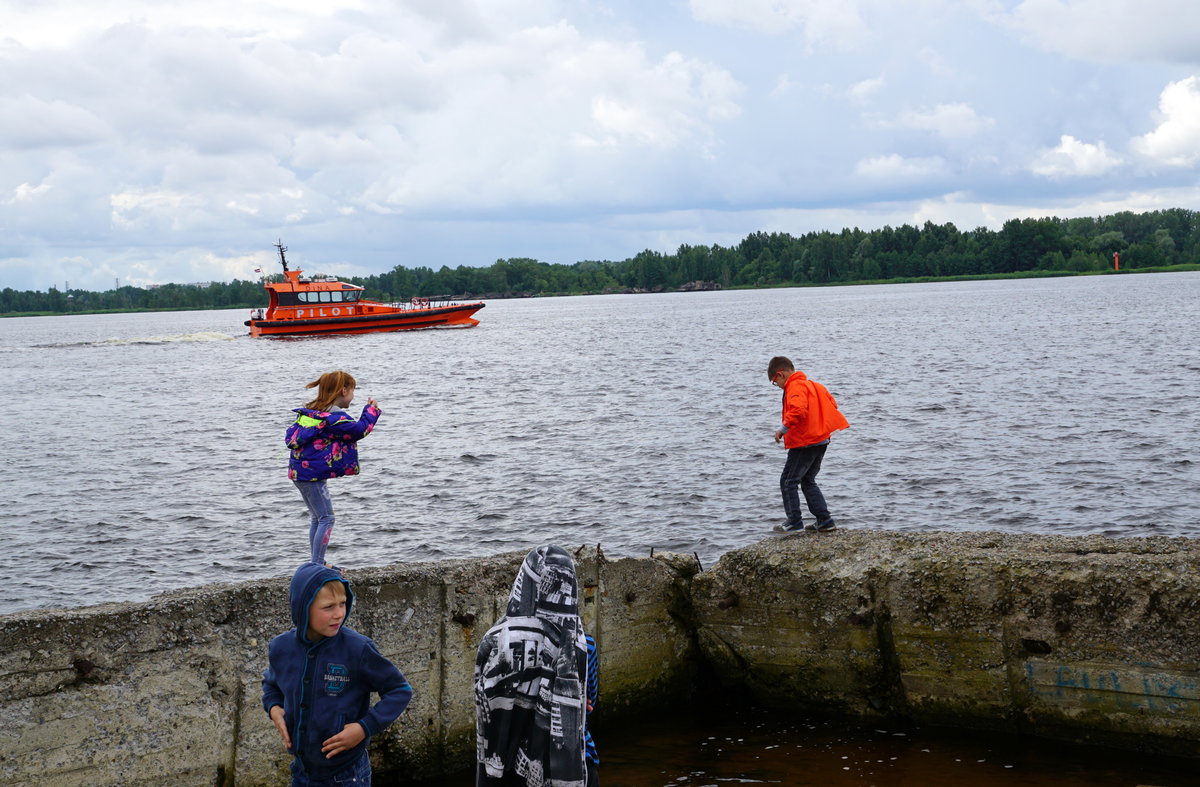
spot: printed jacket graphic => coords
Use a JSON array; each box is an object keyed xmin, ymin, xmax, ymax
[
  {"xmin": 780, "ymin": 370, "xmax": 850, "ymax": 449},
  {"xmin": 261, "ymin": 562, "xmax": 413, "ymax": 780},
  {"xmin": 475, "ymin": 545, "xmax": 588, "ymax": 787},
  {"xmin": 286, "ymin": 404, "xmax": 380, "ymax": 482}
]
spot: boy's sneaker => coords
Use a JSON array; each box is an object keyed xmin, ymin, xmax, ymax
[
  {"xmin": 813, "ymin": 520, "xmax": 837, "ymax": 532},
  {"xmin": 772, "ymin": 522, "xmax": 805, "ymax": 533}
]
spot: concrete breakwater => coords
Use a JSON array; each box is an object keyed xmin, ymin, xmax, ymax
[
  {"xmin": 0, "ymin": 547, "xmax": 701, "ymax": 786},
  {"xmin": 2, "ymin": 532, "xmax": 1198, "ymax": 785},
  {"xmin": 693, "ymin": 531, "xmax": 1200, "ymax": 756}
]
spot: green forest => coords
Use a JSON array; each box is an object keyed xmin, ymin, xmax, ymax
[{"xmin": 5, "ymin": 208, "xmax": 1200, "ymax": 316}]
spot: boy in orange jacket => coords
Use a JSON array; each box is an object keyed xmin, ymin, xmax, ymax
[{"xmin": 768, "ymin": 356, "xmax": 850, "ymax": 533}]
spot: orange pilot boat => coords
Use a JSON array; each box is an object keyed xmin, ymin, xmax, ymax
[{"xmin": 245, "ymin": 242, "xmax": 484, "ymax": 337}]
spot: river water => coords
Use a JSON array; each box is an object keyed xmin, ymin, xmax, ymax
[{"xmin": 5, "ymin": 273, "xmax": 1199, "ymax": 612}]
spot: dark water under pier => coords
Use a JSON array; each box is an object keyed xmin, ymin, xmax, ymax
[{"xmin": 417, "ymin": 703, "xmax": 1192, "ymax": 786}]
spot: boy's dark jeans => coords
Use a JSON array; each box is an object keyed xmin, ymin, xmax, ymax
[
  {"xmin": 290, "ymin": 750, "xmax": 371, "ymax": 787},
  {"xmin": 780, "ymin": 442, "xmax": 831, "ymax": 527}
]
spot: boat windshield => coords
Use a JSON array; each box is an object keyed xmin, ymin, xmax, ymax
[{"xmin": 296, "ymin": 290, "xmax": 362, "ymax": 303}]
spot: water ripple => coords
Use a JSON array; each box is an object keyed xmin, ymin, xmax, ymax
[{"xmin": 6, "ymin": 275, "xmax": 1200, "ymax": 611}]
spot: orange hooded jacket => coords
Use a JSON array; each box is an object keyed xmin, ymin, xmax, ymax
[{"xmin": 780, "ymin": 370, "xmax": 850, "ymax": 449}]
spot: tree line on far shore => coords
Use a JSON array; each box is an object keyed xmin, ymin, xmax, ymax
[{"xmin": 4, "ymin": 208, "xmax": 1199, "ymax": 315}]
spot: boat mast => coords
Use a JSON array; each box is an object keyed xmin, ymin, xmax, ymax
[{"xmin": 275, "ymin": 240, "xmax": 290, "ymax": 272}]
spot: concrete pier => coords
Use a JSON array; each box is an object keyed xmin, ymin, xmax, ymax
[
  {"xmin": 0, "ymin": 548, "xmax": 700, "ymax": 786},
  {"xmin": 2, "ymin": 532, "xmax": 1199, "ymax": 785},
  {"xmin": 693, "ymin": 531, "xmax": 1200, "ymax": 755}
]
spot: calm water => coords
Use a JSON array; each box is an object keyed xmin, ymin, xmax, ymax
[
  {"xmin": 5, "ymin": 273, "xmax": 1199, "ymax": 612},
  {"xmin": 571, "ymin": 705, "xmax": 1194, "ymax": 787}
]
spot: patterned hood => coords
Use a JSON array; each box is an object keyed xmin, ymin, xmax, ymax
[
  {"xmin": 475, "ymin": 545, "xmax": 588, "ymax": 787},
  {"xmin": 504, "ymin": 544, "xmax": 581, "ymax": 621}
]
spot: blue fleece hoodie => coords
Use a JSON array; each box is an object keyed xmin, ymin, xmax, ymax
[{"xmin": 262, "ymin": 563, "xmax": 413, "ymax": 779}]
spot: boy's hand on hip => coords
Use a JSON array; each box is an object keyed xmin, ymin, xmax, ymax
[
  {"xmin": 269, "ymin": 705, "xmax": 291, "ymax": 749},
  {"xmin": 322, "ymin": 722, "xmax": 366, "ymax": 758}
]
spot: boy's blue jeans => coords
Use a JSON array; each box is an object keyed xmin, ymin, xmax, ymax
[
  {"xmin": 290, "ymin": 750, "xmax": 371, "ymax": 786},
  {"xmin": 294, "ymin": 480, "xmax": 335, "ymax": 565},
  {"xmin": 780, "ymin": 442, "xmax": 831, "ymax": 527}
]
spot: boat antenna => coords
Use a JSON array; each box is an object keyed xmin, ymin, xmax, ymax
[{"xmin": 274, "ymin": 240, "xmax": 290, "ymax": 272}]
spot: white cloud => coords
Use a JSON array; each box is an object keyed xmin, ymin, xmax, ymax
[
  {"xmin": 848, "ymin": 76, "xmax": 885, "ymax": 104},
  {"xmin": 952, "ymin": 186, "xmax": 1200, "ymax": 229},
  {"xmin": 689, "ymin": 0, "xmax": 867, "ymax": 47},
  {"xmin": 585, "ymin": 51, "xmax": 743, "ymax": 149},
  {"xmin": 355, "ymin": 30, "xmax": 744, "ymax": 211},
  {"xmin": 0, "ymin": 96, "xmax": 111, "ymax": 149},
  {"xmin": 854, "ymin": 154, "xmax": 947, "ymax": 179},
  {"xmin": 196, "ymin": 250, "xmax": 280, "ymax": 283},
  {"xmin": 1031, "ymin": 135, "xmax": 1123, "ymax": 177},
  {"xmin": 909, "ymin": 191, "xmax": 997, "ymax": 230},
  {"xmin": 596, "ymin": 182, "xmax": 1200, "ymax": 250},
  {"xmin": 5, "ymin": 182, "xmax": 54, "ymax": 204},
  {"xmin": 1131, "ymin": 76, "xmax": 1200, "ymax": 166},
  {"xmin": 110, "ymin": 189, "xmax": 203, "ymax": 231},
  {"xmin": 996, "ymin": 0, "xmax": 1200, "ymax": 63},
  {"xmin": 770, "ymin": 73, "xmax": 800, "ymax": 97},
  {"xmin": 895, "ymin": 102, "xmax": 994, "ymax": 138},
  {"xmin": 916, "ymin": 46, "xmax": 954, "ymax": 78},
  {"xmin": 290, "ymin": 128, "xmax": 406, "ymax": 170},
  {"xmin": 0, "ymin": 0, "xmax": 378, "ymax": 48},
  {"xmin": 2, "ymin": 1, "xmax": 1199, "ymax": 292},
  {"xmin": 0, "ymin": 5, "xmax": 744, "ymax": 270}
]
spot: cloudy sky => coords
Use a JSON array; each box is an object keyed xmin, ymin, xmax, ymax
[{"xmin": 2, "ymin": 0, "xmax": 1199, "ymax": 291}]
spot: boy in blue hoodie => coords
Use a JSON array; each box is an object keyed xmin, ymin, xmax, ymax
[{"xmin": 263, "ymin": 563, "xmax": 413, "ymax": 786}]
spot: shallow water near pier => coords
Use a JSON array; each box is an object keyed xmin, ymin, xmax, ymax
[
  {"xmin": 5, "ymin": 272, "xmax": 1200, "ymax": 612},
  {"xmin": 596, "ymin": 709, "xmax": 1193, "ymax": 787},
  {"xmin": 413, "ymin": 704, "xmax": 1194, "ymax": 787}
]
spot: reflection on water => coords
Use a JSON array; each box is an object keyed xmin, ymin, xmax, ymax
[{"xmin": 412, "ymin": 703, "xmax": 1193, "ymax": 786}]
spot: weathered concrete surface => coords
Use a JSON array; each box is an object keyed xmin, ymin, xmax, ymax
[
  {"xmin": 0, "ymin": 547, "xmax": 700, "ymax": 787},
  {"xmin": 5, "ymin": 531, "xmax": 1199, "ymax": 786},
  {"xmin": 692, "ymin": 531, "xmax": 1200, "ymax": 755}
]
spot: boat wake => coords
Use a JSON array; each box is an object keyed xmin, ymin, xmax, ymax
[{"xmin": 36, "ymin": 331, "xmax": 237, "ymax": 348}]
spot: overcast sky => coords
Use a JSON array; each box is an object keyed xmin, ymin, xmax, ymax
[{"xmin": 2, "ymin": 0, "xmax": 1199, "ymax": 290}]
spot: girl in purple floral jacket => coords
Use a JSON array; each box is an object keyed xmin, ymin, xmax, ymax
[{"xmin": 286, "ymin": 370, "xmax": 381, "ymax": 566}]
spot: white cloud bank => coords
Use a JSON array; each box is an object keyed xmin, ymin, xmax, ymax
[
  {"xmin": 894, "ymin": 103, "xmax": 995, "ymax": 138},
  {"xmin": 1, "ymin": 3, "xmax": 748, "ymax": 288},
  {"xmin": 855, "ymin": 154, "xmax": 947, "ymax": 179},
  {"xmin": 999, "ymin": 0, "xmax": 1200, "ymax": 63},
  {"xmin": 1132, "ymin": 76, "xmax": 1200, "ymax": 166},
  {"xmin": 689, "ymin": 0, "xmax": 866, "ymax": 47},
  {"xmin": 1031, "ymin": 135, "xmax": 1123, "ymax": 177},
  {"xmin": 3, "ymin": 1, "xmax": 1200, "ymax": 291},
  {"xmin": 847, "ymin": 76, "xmax": 885, "ymax": 104}
]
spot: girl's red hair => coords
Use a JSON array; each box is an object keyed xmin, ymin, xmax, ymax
[{"xmin": 304, "ymin": 370, "xmax": 357, "ymax": 411}]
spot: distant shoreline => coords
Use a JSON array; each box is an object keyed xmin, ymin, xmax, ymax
[{"xmin": 3, "ymin": 263, "xmax": 1196, "ymax": 319}]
